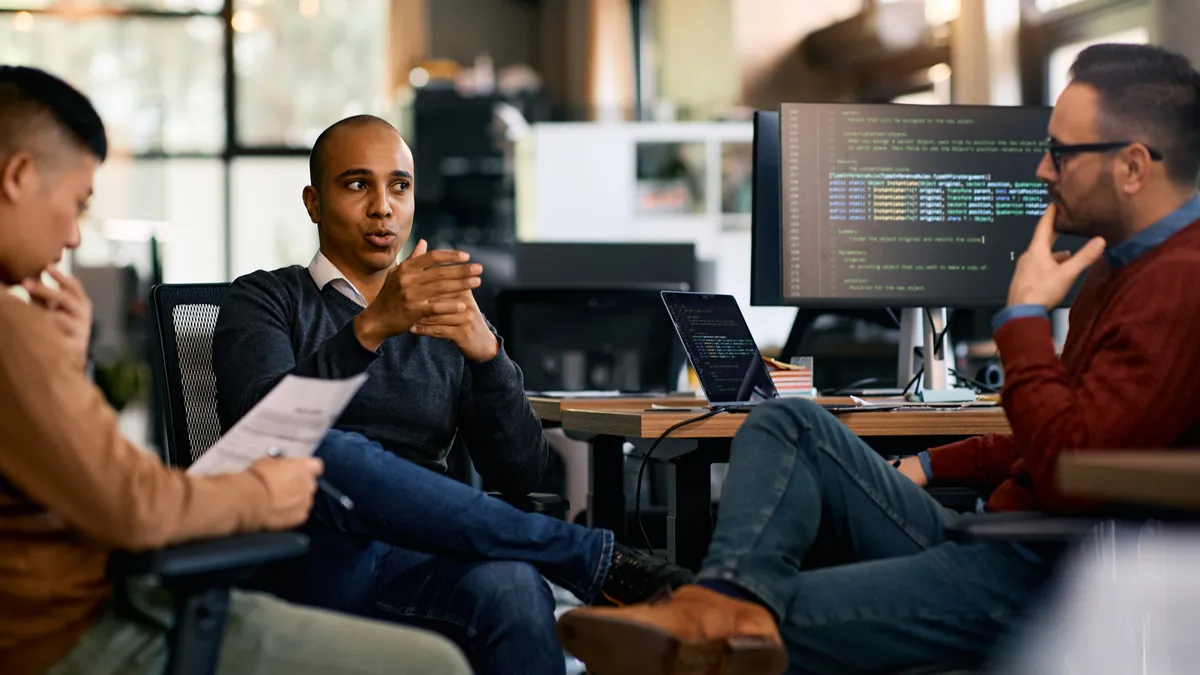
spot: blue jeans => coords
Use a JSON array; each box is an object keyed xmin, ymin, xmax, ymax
[
  {"xmin": 699, "ymin": 399, "xmax": 1052, "ymax": 674},
  {"xmin": 260, "ymin": 429, "xmax": 613, "ymax": 675}
]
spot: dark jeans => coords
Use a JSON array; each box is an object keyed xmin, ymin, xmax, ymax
[
  {"xmin": 262, "ymin": 429, "xmax": 613, "ymax": 675},
  {"xmin": 699, "ymin": 398, "xmax": 1052, "ymax": 674}
]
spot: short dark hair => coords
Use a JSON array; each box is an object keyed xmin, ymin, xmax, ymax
[
  {"xmin": 308, "ymin": 114, "xmax": 399, "ymax": 187},
  {"xmin": 1070, "ymin": 43, "xmax": 1200, "ymax": 186},
  {"xmin": 0, "ymin": 65, "xmax": 107, "ymax": 162}
]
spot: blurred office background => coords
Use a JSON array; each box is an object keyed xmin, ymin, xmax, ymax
[{"xmin": 1, "ymin": 0, "xmax": 1195, "ymax": 447}]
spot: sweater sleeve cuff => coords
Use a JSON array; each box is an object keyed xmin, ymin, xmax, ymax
[
  {"xmin": 992, "ymin": 305, "xmax": 1048, "ymax": 334},
  {"xmin": 468, "ymin": 344, "xmax": 521, "ymax": 392},
  {"xmin": 324, "ymin": 320, "xmax": 382, "ymax": 375},
  {"xmin": 917, "ymin": 450, "xmax": 933, "ymax": 483}
]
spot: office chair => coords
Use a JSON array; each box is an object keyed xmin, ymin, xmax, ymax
[
  {"xmin": 114, "ymin": 282, "xmax": 309, "ymax": 675},
  {"xmin": 109, "ymin": 532, "xmax": 309, "ymax": 675},
  {"xmin": 148, "ymin": 283, "xmax": 567, "ymax": 516}
]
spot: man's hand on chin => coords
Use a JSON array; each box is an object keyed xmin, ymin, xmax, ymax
[
  {"xmin": 22, "ymin": 266, "xmax": 93, "ymax": 368},
  {"xmin": 410, "ymin": 290, "xmax": 499, "ymax": 363},
  {"xmin": 1007, "ymin": 203, "xmax": 1106, "ymax": 310}
]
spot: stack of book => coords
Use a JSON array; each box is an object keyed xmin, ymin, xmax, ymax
[{"xmin": 764, "ymin": 357, "xmax": 814, "ymax": 398}]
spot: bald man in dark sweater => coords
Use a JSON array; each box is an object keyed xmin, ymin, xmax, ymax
[
  {"xmin": 558, "ymin": 44, "xmax": 1200, "ymax": 675},
  {"xmin": 213, "ymin": 116, "xmax": 690, "ymax": 675}
]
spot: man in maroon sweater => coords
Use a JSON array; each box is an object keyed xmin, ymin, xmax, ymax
[{"xmin": 556, "ymin": 44, "xmax": 1200, "ymax": 675}]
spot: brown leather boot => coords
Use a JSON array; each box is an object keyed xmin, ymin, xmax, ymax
[{"xmin": 557, "ymin": 585, "xmax": 787, "ymax": 675}]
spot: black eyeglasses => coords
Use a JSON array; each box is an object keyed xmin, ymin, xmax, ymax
[{"xmin": 1047, "ymin": 139, "xmax": 1164, "ymax": 172}]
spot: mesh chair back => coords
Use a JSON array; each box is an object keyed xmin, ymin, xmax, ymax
[{"xmin": 151, "ymin": 283, "xmax": 228, "ymax": 469}]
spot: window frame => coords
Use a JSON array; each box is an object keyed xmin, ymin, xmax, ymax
[
  {"xmin": 0, "ymin": 0, "xmax": 386, "ymax": 277},
  {"xmin": 1018, "ymin": 0, "xmax": 1152, "ymax": 105}
]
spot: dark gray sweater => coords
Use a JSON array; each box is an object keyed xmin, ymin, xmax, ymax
[{"xmin": 211, "ymin": 265, "xmax": 548, "ymax": 496}]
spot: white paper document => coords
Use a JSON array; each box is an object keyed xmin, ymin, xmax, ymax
[{"xmin": 188, "ymin": 374, "xmax": 367, "ymax": 476}]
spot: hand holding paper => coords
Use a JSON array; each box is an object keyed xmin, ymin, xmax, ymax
[{"xmin": 246, "ymin": 454, "xmax": 325, "ymax": 528}]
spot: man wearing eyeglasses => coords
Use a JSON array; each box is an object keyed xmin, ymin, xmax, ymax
[{"xmin": 556, "ymin": 43, "xmax": 1200, "ymax": 675}]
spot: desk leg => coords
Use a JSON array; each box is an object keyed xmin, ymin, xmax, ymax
[
  {"xmin": 666, "ymin": 443, "xmax": 720, "ymax": 572},
  {"xmin": 587, "ymin": 435, "xmax": 626, "ymax": 542}
]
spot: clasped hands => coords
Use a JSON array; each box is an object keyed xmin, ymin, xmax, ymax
[{"xmin": 353, "ymin": 239, "xmax": 498, "ymax": 362}]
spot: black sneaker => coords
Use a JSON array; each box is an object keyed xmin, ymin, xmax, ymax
[{"xmin": 599, "ymin": 543, "xmax": 696, "ymax": 606}]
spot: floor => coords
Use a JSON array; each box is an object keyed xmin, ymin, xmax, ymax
[{"xmin": 553, "ymin": 583, "xmax": 588, "ymax": 674}]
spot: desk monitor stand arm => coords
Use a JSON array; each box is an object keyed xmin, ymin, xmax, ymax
[{"xmin": 897, "ymin": 307, "xmax": 960, "ymax": 396}]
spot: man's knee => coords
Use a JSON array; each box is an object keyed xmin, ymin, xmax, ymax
[
  {"xmin": 743, "ymin": 397, "xmax": 830, "ymax": 439},
  {"xmin": 738, "ymin": 398, "xmax": 872, "ymax": 470},
  {"xmin": 315, "ymin": 428, "xmax": 375, "ymax": 458}
]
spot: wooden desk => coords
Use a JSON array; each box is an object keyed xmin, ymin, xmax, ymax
[
  {"xmin": 1060, "ymin": 451, "xmax": 1200, "ymax": 510},
  {"xmin": 561, "ymin": 405, "xmax": 1011, "ymax": 441},
  {"xmin": 529, "ymin": 396, "xmax": 705, "ymax": 423},
  {"xmin": 556, "ymin": 400, "xmax": 1011, "ymax": 569}
]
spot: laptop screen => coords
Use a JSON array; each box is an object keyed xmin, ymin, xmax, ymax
[{"xmin": 660, "ymin": 292, "xmax": 779, "ymax": 405}]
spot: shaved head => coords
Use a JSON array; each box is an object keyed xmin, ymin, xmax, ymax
[
  {"xmin": 301, "ymin": 115, "xmax": 415, "ymax": 294},
  {"xmin": 0, "ymin": 66, "xmax": 107, "ymax": 170},
  {"xmin": 0, "ymin": 66, "xmax": 104, "ymax": 284},
  {"xmin": 309, "ymin": 115, "xmax": 401, "ymax": 188}
]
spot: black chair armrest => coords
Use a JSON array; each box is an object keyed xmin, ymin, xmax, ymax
[
  {"xmin": 110, "ymin": 532, "xmax": 309, "ymax": 582},
  {"xmin": 925, "ymin": 487, "xmax": 984, "ymax": 513},
  {"xmin": 947, "ymin": 512, "xmax": 1105, "ymax": 544},
  {"xmin": 108, "ymin": 532, "xmax": 308, "ymax": 675},
  {"xmin": 947, "ymin": 502, "xmax": 1200, "ymax": 545}
]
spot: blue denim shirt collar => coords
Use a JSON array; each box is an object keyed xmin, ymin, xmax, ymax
[{"xmin": 1104, "ymin": 193, "xmax": 1200, "ymax": 269}]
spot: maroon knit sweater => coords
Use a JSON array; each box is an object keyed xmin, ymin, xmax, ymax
[{"xmin": 929, "ymin": 218, "xmax": 1200, "ymax": 512}]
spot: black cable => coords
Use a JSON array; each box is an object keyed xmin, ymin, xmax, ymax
[
  {"xmin": 911, "ymin": 343, "xmax": 994, "ymax": 394},
  {"xmin": 635, "ymin": 407, "xmax": 731, "ymax": 554},
  {"xmin": 902, "ymin": 369, "xmax": 922, "ymax": 397},
  {"xmin": 940, "ymin": 310, "xmax": 955, "ymax": 356},
  {"xmin": 825, "ymin": 376, "xmax": 885, "ymax": 396},
  {"xmin": 948, "ymin": 367, "xmax": 1000, "ymax": 394},
  {"xmin": 885, "ymin": 307, "xmax": 902, "ymax": 329},
  {"xmin": 923, "ymin": 308, "xmax": 955, "ymax": 360}
]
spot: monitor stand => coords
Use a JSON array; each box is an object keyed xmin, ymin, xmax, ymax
[{"xmin": 897, "ymin": 307, "xmax": 975, "ymax": 402}]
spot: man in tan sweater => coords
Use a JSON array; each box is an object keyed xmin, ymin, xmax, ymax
[{"xmin": 0, "ymin": 67, "xmax": 472, "ymax": 675}]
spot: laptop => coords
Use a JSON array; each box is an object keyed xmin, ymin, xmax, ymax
[{"xmin": 660, "ymin": 291, "xmax": 780, "ymax": 409}]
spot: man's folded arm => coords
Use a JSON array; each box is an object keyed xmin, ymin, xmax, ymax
[
  {"xmin": 213, "ymin": 272, "xmax": 380, "ymax": 427},
  {"xmin": 0, "ymin": 303, "xmax": 270, "ymax": 551},
  {"xmin": 457, "ymin": 333, "xmax": 549, "ymax": 496}
]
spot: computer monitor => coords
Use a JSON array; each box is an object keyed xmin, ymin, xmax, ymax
[
  {"xmin": 493, "ymin": 287, "xmax": 687, "ymax": 394},
  {"xmin": 513, "ymin": 242, "xmax": 696, "ymax": 291},
  {"xmin": 750, "ymin": 110, "xmax": 782, "ymax": 306},
  {"xmin": 777, "ymin": 102, "xmax": 1083, "ymax": 308}
]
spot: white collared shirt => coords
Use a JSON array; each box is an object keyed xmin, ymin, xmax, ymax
[{"xmin": 308, "ymin": 251, "xmax": 368, "ymax": 308}]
